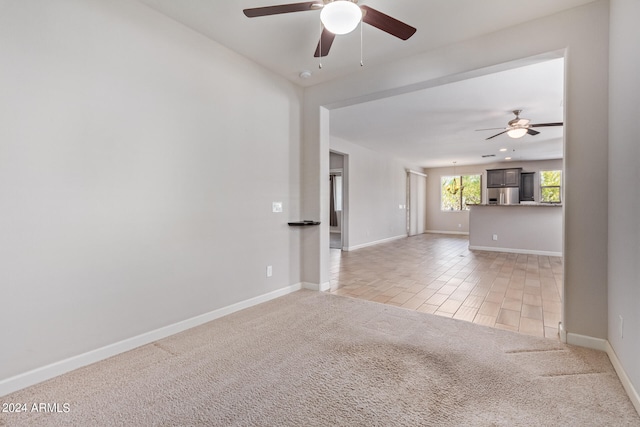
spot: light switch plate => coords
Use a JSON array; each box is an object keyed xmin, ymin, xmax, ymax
[{"xmin": 272, "ymin": 202, "xmax": 283, "ymax": 213}]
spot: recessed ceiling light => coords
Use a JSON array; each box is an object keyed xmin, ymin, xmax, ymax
[
  {"xmin": 505, "ymin": 157, "xmax": 512, "ymax": 160},
  {"xmin": 499, "ymin": 148, "xmax": 507, "ymax": 152}
]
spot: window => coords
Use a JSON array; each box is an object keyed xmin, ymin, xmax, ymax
[
  {"xmin": 441, "ymin": 174, "xmax": 481, "ymax": 211},
  {"xmin": 540, "ymin": 170, "xmax": 562, "ymax": 203}
]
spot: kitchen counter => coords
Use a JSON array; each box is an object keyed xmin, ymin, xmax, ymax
[
  {"xmin": 468, "ymin": 204, "xmax": 562, "ymax": 256},
  {"xmin": 468, "ymin": 203, "xmax": 562, "ymax": 207}
]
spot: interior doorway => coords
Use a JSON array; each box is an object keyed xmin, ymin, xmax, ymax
[
  {"xmin": 330, "ymin": 151, "xmax": 346, "ymax": 249},
  {"xmin": 322, "ymin": 54, "xmax": 566, "ymax": 341}
]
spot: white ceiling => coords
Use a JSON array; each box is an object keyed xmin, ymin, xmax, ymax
[
  {"xmin": 137, "ymin": 0, "xmax": 592, "ymax": 167},
  {"xmin": 330, "ymin": 58, "xmax": 565, "ymax": 168}
]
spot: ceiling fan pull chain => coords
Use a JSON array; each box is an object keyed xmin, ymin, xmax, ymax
[
  {"xmin": 360, "ymin": 18, "xmax": 364, "ymax": 66},
  {"xmin": 318, "ymin": 21, "xmax": 323, "ymax": 69}
]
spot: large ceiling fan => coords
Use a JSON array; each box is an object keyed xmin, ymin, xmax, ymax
[
  {"xmin": 477, "ymin": 110, "xmax": 563, "ymax": 140},
  {"xmin": 243, "ymin": 0, "xmax": 416, "ymax": 58}
]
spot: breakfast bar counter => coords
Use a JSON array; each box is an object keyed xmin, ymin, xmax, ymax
[{"xmin": 468, "ymin": 204, "xmax": 562, "ymax": 256}]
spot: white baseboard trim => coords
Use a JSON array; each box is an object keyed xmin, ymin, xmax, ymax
[
  {"xmin": 559, "ymin": 322, "xmax": 567, "ymax": 343},
  {"xmin": 0, "ymin": 283, "xmax": 303, "ymax": 397},
  {"xmin": 345, "ymin": 234, "xmax": 406, "ymax": 251},
  {"xmin": 566, "ymin": 332, "xmax": 608, "ymax": 351},
  {"xmin": 565, "ymin": 333, "xmax": 639, "ymax": 415},
  {"xmin": 468, "ymin": 245, "xmax": 562, "ymax": 257},
  {"xmin": 425, "ymin": 230, "xmax": 469, "ymax": 236},
  {"xmin": 605, "ymin": 341, "xmax": 640, "ymax": 415},
  {"xmin": 302, "ymin": 281, "xmax": 331, "ymax": 292}
]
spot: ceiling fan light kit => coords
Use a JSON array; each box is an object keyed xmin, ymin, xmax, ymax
[
  {"xmin": 506, "ymin": 128, "xmax": 528, "ymax": 139},
  {"xmin": 477, "ymin": 109, "xmax": 563, "ymax": 140},
  {"xmin": 243, "ymin": 0, "xmax": 416, "ymax": 60},
  {"xmin": 320, "ymin": 1, "xmax": 362, "ymax": 35}
]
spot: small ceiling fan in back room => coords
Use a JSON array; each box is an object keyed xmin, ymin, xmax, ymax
[
  {"xmin": 243, "ymin": 0, "xmax": 416, "ymax": 58},
  {"xmin": 477, "ymin": 110, "xmax": 563, "ymax": 140}
]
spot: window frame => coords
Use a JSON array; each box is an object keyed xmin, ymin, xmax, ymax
[
  {"xmin": 539, "ymin": 169, "xmax": 562, "ymax": 204},
  {"xmin": 440, "ymin": 174, "xmax": 482, "ymax": 211}
]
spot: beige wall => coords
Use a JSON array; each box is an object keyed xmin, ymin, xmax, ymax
[
  {"xmin": 469, "ymin": 205, "xmax": 562, "ymax": 255},
  {"xmin": 0, "ymin": 0, "xmax": 302, "ymax": 387},
  {"xmin": 330, "ymin": 137, "xmax": 418, "ymax": 250},
  {"xmin": 608, "ymin": 0, "xmax": 640, "ymax": 401}
]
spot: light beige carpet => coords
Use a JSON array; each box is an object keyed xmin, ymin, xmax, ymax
[{"xmin": 2, "ymin": 290, "xmax": 639, "ymax": 426}]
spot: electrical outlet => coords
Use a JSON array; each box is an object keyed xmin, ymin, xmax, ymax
[
  {"xmin": 492, "ymin": 234, "xmax": 498, "ymax": 241},
  {"xmin": 619, "ymin": 315, "xmax": 624, "ymax": 339},
  {"xmin": 266, "ymin": 265, "xmax": 273, "ymax": 277},
  {"xmin": 458, "ymin": 224, "xmax": 462, "ymax": 228}
]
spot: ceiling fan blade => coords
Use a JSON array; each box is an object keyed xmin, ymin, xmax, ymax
[
  {"xmin": 529, "ymin": 122, "xmax": 563, "ymax": 128},
  {"xmin": 314, "ymin": 28, "xmax": 336, "ymax": 57},
  {"xmin": 361, "ymin": 6, "xmax": 416, "ymax": 40},
  {"xmin": 527, "ymin": 128, "xmax": 540, "ymax": 136},
  {"xmin": 485, "ymin": 130, "xmax": 509, "ymax": 140},
  {"xmin": 243, "ymin": 1, "xmax": 321, "ymax": 18}
]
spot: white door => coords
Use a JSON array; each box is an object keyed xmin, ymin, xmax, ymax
[{"xmin": 407, "ymin": 170, "xmax": 427, "ymax": 236}]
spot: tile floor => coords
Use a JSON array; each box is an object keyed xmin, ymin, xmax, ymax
[
  {"xmin": 330, "ymin": 232, "xmax": 342, "ymax": 249},
  {"xmin": 329, "ymin": 233, "xmax": 563, "ymax": 339}
]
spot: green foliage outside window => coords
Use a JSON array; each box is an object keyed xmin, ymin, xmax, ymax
[
  {"xmin": 540, "ymin": 170, "xmax": 562, "ymax": 203},
  {"xmin": 441, "ymin": 175, "xmax": 481, "ymax": 211}
]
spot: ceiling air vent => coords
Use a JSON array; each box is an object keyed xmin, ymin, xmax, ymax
[{"xmin": 482, "ymin": 154, "xmax": 496, "ymax": 158}]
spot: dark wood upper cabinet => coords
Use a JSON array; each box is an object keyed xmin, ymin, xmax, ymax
[
  {"xmin": 504, "ymin": 169, "xmax": 520, "ymax": 187},
  {"xmin": 487, "ymin": 170, "xmax": 504, "ymax": 187},
  {"xmin": 520, "ymin": 172, "xmax": 535, "ymax": 201},
  {"xmin": 486, "ymin": 168, "xmax": 522, "ymax": 188}
]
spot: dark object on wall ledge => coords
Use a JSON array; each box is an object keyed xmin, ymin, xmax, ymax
[{"xmin": 288, "ymin": 220, "xmax": 321, "ymax": 226}]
